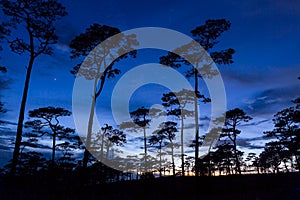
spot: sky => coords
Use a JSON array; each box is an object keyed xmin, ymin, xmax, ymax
[{"xmin": 0, "ymin": 0, "xmax": 300, "ymax": 167}]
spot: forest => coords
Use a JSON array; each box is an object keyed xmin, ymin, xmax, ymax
[{"xmin": 0, "ymin": 0, "xmax": 299, "ymax": 199}]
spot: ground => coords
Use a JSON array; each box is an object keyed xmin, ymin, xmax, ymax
[{"xmin": 1, "ymin": 173, "xmax": 300, "ymax": 199}]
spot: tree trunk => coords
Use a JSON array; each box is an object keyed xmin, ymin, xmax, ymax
[
  {"xmin": 143, "ymin": 125, "xmax": 147, "ymax": 173},
  {"xmin": 82, "ymin": 77, "xmax": 98, "ymax": 168},
  {"xmin": 100, "ymin": 134, "xmax": 104, "ymax": 162},
  {"xmin": 295, "ymin": 155, "xmax": 300, "ymax": 172},
  {"xmin": 194, "ymin": 66, "xmax": 199, "ymax": 176},
  {"xmin": 52, "ymin": 134, "xmax": 56, "ymax": 167},
  {"xmin": 171, "ymin": 142, "xmax": 175, "ymax": 176},
  {"xmin": 233, "ymin": 129, "xmax": 241, "ymax": 174},
  {"xmin": 290, "ymin": 157, "xmax": 294, "ymax": 170},
  {"xmin": 11, "ymin": 55, "xmax": 35, "ymax": 175},
  {"xmin": 106, "ymin": 143, "xmax": 111, "ymax": 160},
  {"xmin": 208, "ymin": 153, "xmax": 212, "ymax": 176},
  {"xmin": 159, "ymin": 143, "xmax": 162, "ymax": 177},
  {"xmin": 180, "ymin": 116, "xmax": 185, "ymax": 176},
  {"xmin": 283, "ymin": 161, "xmax": 289, "ymax": 173}
]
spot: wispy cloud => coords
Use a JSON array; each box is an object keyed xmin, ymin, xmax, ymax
[{"xmin": 237, "ymin": 136, "xmax": 271, "ymax": 150}]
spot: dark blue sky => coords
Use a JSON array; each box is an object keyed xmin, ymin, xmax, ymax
[{"xmin": 1, "ymin": 0, "xmax": 300, "ymax": 166}]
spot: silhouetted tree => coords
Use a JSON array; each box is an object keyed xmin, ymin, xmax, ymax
[
  {"xmin": 222, "ymin": 108, "xmax": 252, "ymax": 174},
  {"xmin": 245, "ymin": 152, "xmax": 258, "ymax": 173},
  {"xmin": 184, "ymin": 157, "xmax": 193, "ymax": 176},
  {"xmin": 0, "ymin": 102, "xmax": 6, "ymax": 114},
  {"xmin": 70, "ymin": 24, "xmax": 137, "ymax": 168},
  {"xmin": 124, "ymin": 155, "xmax": 139, "ymax": 180},
  {"xmin": 149, "ymin": 127, "xmax": 168, "ymax": 177},
  {"xmin": 161, "ymin": 89, "xmax": 195, "ymax": 176},
  {"xmin": 18, "ymin": 151, "xmax": 46, "ymax": 175},
  {"xmin": 264, "ymin": 102, "xmax": 300, "ymax": 171},
  {"xmin": 159, "ymin": 121, "xmax": 178, "ymax": 176},
  {"xmin": 0, "ymin": 66, "xmax": 7, "ymax": 116},
  {"xmin": 160, "ymin": 19, "xmax": 235, "ymax": 175},
  {"xmin": 12, "ymin": 132, "xmax": 47, "ymax": 175},
  {"xmin": 259, "ymin": 142, "xmax": 283, "ymax": 173},
  {"xmin": 56, "ymin": 136, "xmax": 83, "ymax": 171},
  {"xmin": 0, "ymin": 66, "xmax": 7, "ymax": 73},
  {"xmin": 212, "ymin": 143, "xmax": 236, "ymax": 175},
  {"xmin": 104, "ymin": 127, "xmax": 126, "ymax": 161},
  {"xmin": 0, "ymin": 22, "xmax": 10, "ymax": 52},
  {"xmin": 97, "ymin": 124, "xmax": 111, "ymax": 161},
  {"xmin": 25, "ymin": 107, "xmax": 74, "ymax": 168},
  {"xmin": 0, "ymin": 0, "xmax": 67, "ymax": 174},
  {"xmin": 120, "ymin": 106, "xmax": 160, "ymax": 172}
]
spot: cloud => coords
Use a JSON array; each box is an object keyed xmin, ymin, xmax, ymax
[
  {"xmin": 237, "ymin": 136, "xmax": 269, "ymax": 150},
  {"xmin": 244, "ymin": 86, "xmax": 299, "ymax": 117},
  {"xmin": 0, "ymin": 120, "xmax": 17, "ymax": 126},
  {"xmin": 0, "ymin": 79, "xmax": 11, "ymax": 92},
  {"xmin": 240, "ymin": 119, "xmax": 270, "ymax": 127}
]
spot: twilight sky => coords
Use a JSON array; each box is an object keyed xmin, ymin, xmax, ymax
[{"xmin": 0, "ymin": 0, "xmax": 300, "ymax": 166}]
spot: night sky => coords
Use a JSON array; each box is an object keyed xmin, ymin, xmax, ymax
[{"xmin": 0, "ymin": 0, "xmax": 300, "ymax": 167}]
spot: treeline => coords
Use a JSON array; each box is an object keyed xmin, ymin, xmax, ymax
[{"xmin": 0, "ymin": 0, "xmax": 299, "ymax": 185}]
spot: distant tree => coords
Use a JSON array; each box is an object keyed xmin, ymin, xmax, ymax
[
  {"xmin": 104, "ymin": 126, "xmax": 126, "ymax": 161},
  {"xmin": 212, "ymin": 143, "xmax": 236, "ymax": 175},
  {"xmin": 18, "ymin": 151, "xmax": 46, "ymax": 175},
  {"xmin": 97, "ymin": 124, "xmax": 111, "ymax": 161},
  {"xmin": 264, "ymin": 102, "xmax": 300, "ymax": 171},
  {"xmin": 161, "ymin": 89, "xmax": 195, "ymax": 176},
  {"xmin": 0, "ymin": 66, "xmax": 7, "ymax": 116},
  {"xmin": 124, "ymin": 155, "xmax": 139, "ymax": 180},
  {"xmin": 252, "ymin": 156, "xmax": 261, "ymax": 174},
  {"xmin": 120, "ymin": 106, "xmax": 160, "ymax": 172},
  {"xmin": 56, "ymin": 136, "xmax": 83, "ymax": 171},
  {"xmin": 259, "ymin": 142, "xmax": 283, "ymax": 174},
  {"xmin": 160, "ymin": 19, "xmax": 235, "ymax": 175},
  {"xmin": 184, "ymin": 158, "xmax": 191, "ymax": 176},
  {"xmin": 14, "ymin": 132, "xmax": 47, "ymax": 175},
  {"xmin": 149, "ymin": 127, "xmax": 168, "ymax": 177},
  {"xmin": 159, "ymin": 121, "xmax": 178, "ymax": 176},
  {"xmin": 0, "ymin": 98, "xmax": 5, "ymax": 114},
  {"xmin": 245, "ymin": 152, "xmax": 257, "ymax": 172},
  {"xmin": 0, "ymin": 66, "xmax": 7, "ymax": 73},
  {"xmin": 70, "ymin": 24, "xmax": 137, "ymax": 168},
  {"xmin": 222, "ymin": 108, "xmax": 252, "ymax": 174},
  {"xmin": 0, "ymin": 22, "xmax": 10, "ymax": 52},
  {"xmin": 0, "ymin": 0, "xmax": 67, "ymax": 174},
  {"xmin": 25, "ymin": 107, "xmax": 75, "ymax": 168}
]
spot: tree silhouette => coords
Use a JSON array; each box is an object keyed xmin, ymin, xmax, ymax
[
  {"xmin": 0, "ymin": 66, "xmax": 7, "ymax": 73},
  {"xmin": 24, "ymin": 107, "xmax": 74, "ymax": 168},
  {"xmin": 158, "ymin": 121, "xmax": 178, "ymax": 176},
  {"xmin": 264, "ymin": 102, "xmax": 300, "ymax": 171},
  {"xmin": 120, "ymin": 106, "xmax": 161, "ymax": 173},
  {"xmin": 101, "ymin": 125, "xmax": 126, "ymax": 161},
  {"xmin": 56, "ymin": 136, "xmax": 83, "ymax": 171},
  {"xmin": 161, "ymin": 89, "xmax": 195, "ymax": 176},
  {"xmin": 5, "ymin": 132, "xmax": 48, "ymax": 175},
  {"xmin": 0, "ymin": 22, "xmax": 10, "ymax": 52},
  {"xmin": 258, "ymin": 142, "xmax": 284, "ymax": 173},
  {"xmin": 212, "ymin": 143, "xmax": 236, "ymax": 175},
  {"xmin": 18, "ymin": 151, "xmax": 46, "ymax": 175},
  {"xmin": 0, "ymin": 102, "xmax": 6, "ymax": 114},
  {"xmin": 98, "ymin": 124, "xmax": 112, "ymax": 162},
  {"xmin": 222, "ymin": 108, "xmax": 252, "ymax": 174},
  {"xmin": 70, "ymin": 24, "xmax": 137, "ymax": 168},
  {"xmin": 0, "ymin": 66, "xmax": 7, "ymax": 116},
  {"xmin": 245, "ymin": 152, "xmax": 258, "ymax": 173},
  {"xmin": 0, "ymin": 0, "xmax": 67, "ymax": 174},
  {"xmin": 160, "ymin": 19, "xmax": 235, "ymax": 175},
  {"xmin": 149, "ymin": 127, "xmax": 168, "ymax": 177}
]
